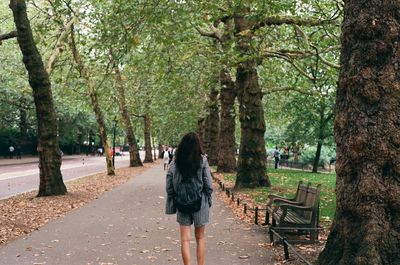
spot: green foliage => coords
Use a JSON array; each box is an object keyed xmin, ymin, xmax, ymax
[
  {"xmin": 0, "ymin": 0, "xmax": 342, "ymax": 158},
  {"xmin": 297, "ymin": 145, "xmax": 336, "ymax": 166}
]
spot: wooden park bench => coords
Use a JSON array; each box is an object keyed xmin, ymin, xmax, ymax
[
  {"xmin": 266, "ymin": 183, "xmax": 321, "ymax": 244},
  {"xmin": 266, "ymin": 181, "xmax": 310, "ymax": 210}
]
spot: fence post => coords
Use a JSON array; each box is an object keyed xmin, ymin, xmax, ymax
[
  {"xmin": 255, "ymin": 206, "xmax": 259, "ymax": 224},
  {"xmin": 237, "ymin": 198, "xmax": 240, "ymax": 206},
  {"xmin": 244, "ymin": 203, "xmax": 247, "ymax": 214},
  {"xmin": 264, "ymin": 207, "xmax": 269, "ymax": 225},
  {"xmin": 231, "ymin": 192, "xmax": 235, "ymax": 202}
]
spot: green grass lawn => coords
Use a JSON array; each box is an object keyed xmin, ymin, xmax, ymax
[{"xmin": 222, "ymin": 168, "xmax": 336, "ymax": 225}]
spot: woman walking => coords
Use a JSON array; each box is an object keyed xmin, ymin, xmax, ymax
[{"xmin": 165, "ymin": 132, "xmax": 213, "ymax": 265}]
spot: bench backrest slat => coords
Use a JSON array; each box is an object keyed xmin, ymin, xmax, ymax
[
  {"xmin": 301, "ymin": 184, "xmax": 321, "ymax": 223},
  {"xmin": 296, "ymin": 182, "xmax": 311, "ymax": 205}
]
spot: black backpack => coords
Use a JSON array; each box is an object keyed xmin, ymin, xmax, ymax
[{"xmin": 174, "ymin": 177, "xmax": 202, "ymax": 213}]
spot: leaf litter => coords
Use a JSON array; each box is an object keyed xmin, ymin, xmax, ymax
[{"xmin": 0, "ymin": 162, "xmax": 158, "ymax": 246}]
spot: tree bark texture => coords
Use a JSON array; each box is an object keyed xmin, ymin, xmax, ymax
[
  {"xmin": 197, "ymin": 118, "xmax": 206, "ymax": 148},
  {"xmin": 217, "ymin": 68, "xmax": 237, "ymax": 172},
  {"xmin": 202, "ymin": 115, "xmax": 211, "ymax": 154},
  {"xmin": 158, "ymin": 143, "xmax": 163, "ymax": 159},
  {"xmin": 69, "ymin": 28, "xmax": 114, "ymax": 175},
  {"xmin": 318, "ymin": 1, "xmax": 400, "ymax": 264},
  {"xmin": 10, "ymin": 0, "xmax": 67, "ymax": 196},
  {"xmin": 312, "ymin": 109, "xmax": 326, "ymax": 173},
  {"xmin": 143, "ymin": 113, "xmax": 153, "ymax": 163},
  {"xmin": 152, "ymin": 136, "xmax": 157, "ymax": 160},
  {"xmin": 18, "ymin": 99, "xmax": 28, "ymax": 143},
  {"xmin": 312, "ymin": 141, "xmax": 322, "ymax": 173},
  {"xmin": 114, "ymin": 66, "xmax": 142, "ymax": 167},
  {"xmin": 234, "ymin": 12, "xmax": 270, "ymax": 189},
  {"xmin": 206, "ymin": 85, "xmax": 220, "ymax": 166}
]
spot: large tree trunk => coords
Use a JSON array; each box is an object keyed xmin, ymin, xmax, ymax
[
  {"xmin": 318, "ymin": 1, "xmax": 400, "ymax": 264},
  {"xmin": 143, "ymin": 113, "xmax": 153, "ymax": 163},
  {"xmin": 234, "ymin": 12, "xmax": 270, "ymax": 189},
  {"xmin": 202, "ymin": 115, "xmax": 211, "ymax": 154},
  {"xmin": 69, "ymin": 28, "xmax": 114, "ymax": 175},
  {"xmin": 18, "ymin": 98, "xmax": 28, "ymax": 144},
  {"xmin": 114, "ymin": 66, "xmax": 142, "ymax": 167},
  {"xmin": 217, "ymin": 68, "xmax": 236, "ymax": 172},
  {"xmin": 207, "ymin": 86, "xmax": 220, "ymax": 166},
  {"xmin": 10, "ymin": 0, "xmax": 67, "ymax": 196},
  {"xmin": 197, "ymin": 118, "xmax": 206, "ymax": 148}
]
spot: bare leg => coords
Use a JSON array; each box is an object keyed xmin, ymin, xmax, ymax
[
  {"xmin": 195, "ymin": 225, "xmax": 205, "ymax": 265},
  {"xmin": 180, "ymin": 225, "xmax": 191, "ymax": 265}
]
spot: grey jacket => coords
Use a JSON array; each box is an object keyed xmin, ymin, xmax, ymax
[{"xmin": 165, "ymin": 155, "xmax": 213, "ymax": 214}]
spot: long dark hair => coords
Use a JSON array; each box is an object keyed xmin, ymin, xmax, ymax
[{"xmin": 175, "ymin": 132, "xmax": 203, "ymax": 178}]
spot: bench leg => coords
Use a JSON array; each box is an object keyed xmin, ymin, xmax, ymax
[
  {"xmin": 310, "ymin": 230, "xmax": 317, "ymax": 243},
  {"xmin": 265, "ymin": 210, "xmax": 270, "ymax": 225},
  {"xmin": 269, "ymin": 227, "xmax": 274, "ymax": 243},
  {"xmin": 283, "ymin": 238, "xmax": 290, "ymax": 260}
]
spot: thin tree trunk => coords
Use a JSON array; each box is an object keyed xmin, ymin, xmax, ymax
[
  {"xmin": 293, "ymin": 143, "xmax": 299, "ymax": 163},
  {"xmin": 312, "ymin": 110, "xmax": 325, "ymax": 173},
  {"xmin": 10, "ymin": 0, "xmax": 66, "ymax": 196},
  {"xmin": 207, "ymin": 85, "xmax": 220, "ymax": 166},
  {"xmin": 318, "ymin": 1, "xmax": 400, "ymax": 264},
  {"xmin": 312, "ymin": 141, "xmax": 322, "ymax": 173},
  {"xmin": 217, "ymin": 68, "xmax": 236, "ymax": 172},
  {"xmin": 152, "ymin": 136, "xmax": 157, "ymax": 160},
  {"xmin": 114, "ymin": 66, "xmax": 142, "ymax": 167},
  {"xmin": 143, "ymin": 113, "xmax": 153, "ymax": 163},
  {"xmin": 69, "ymin": 27, "xmax": 114, "ymax": 175},
  {"xmin": 158, "ymin": 143, "xmax": 163, "ymax": 159},
  {"xmin": 234, "ymin": 11, "xmax": 270, "ymax": 189}
]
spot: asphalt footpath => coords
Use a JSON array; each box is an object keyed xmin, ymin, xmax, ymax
[{"xmin": 0, "ymin": 165, "xmax": 274, "ymax": 265}]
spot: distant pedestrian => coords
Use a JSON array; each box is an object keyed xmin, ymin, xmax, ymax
[
  {"xmin": 8, "ymin": 145, "xmax": 14, "ymax": 159},
  {"xmin": 163, "ymin": 146, "xmax": 170, "ymax": 171},
  {"xmin": 168, "ymin": 146, "xmax": 174, "ymax": 164},
  {"xmin": 273, "ymin": 146, "xmax": 280, "ymax": 169},
  {"xmin": 15, "ymin": 145, "xmax": 22, "ymax": 159},
  {"xmin": 97, "ymin": 147, "xmax": 103, "ymax": 156},
  {"xmin": 165, "ymin": 132, "xmax": 213, "ymax": 265}
]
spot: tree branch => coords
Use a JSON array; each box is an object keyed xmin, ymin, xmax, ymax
[
  {"xmin": 132, "ymin": 113, "xmax": 145, "ymax": 119},
  {"xmin": 252, "ymin": 16, "xmax": 339, "ymax": 32},
  {"xmin": 263, "ymin": 51, "xmax": 316, "ymax": 81},
  {"xmin": 194, "ymin": 24, "xmax": 222, "ymax": 42},
  {"xmin": 0, "ymin": 31, "xmax": 17, "ymax": 42},
  {"xmin": 265, "ymin": 87, "xmax": 319, "ymax": 96},
  {"xmin": 47, "ymin": 16, "xmax": 77, "ymax": 75}
]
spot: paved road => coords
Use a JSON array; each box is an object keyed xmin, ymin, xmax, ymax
[
  {"xmin": 0, "ymin": 165, "xmax": 273, "ymax": 265},
  {"xmin": 0, "ymin": 152, "xmax": 146, "ymax": 199}
]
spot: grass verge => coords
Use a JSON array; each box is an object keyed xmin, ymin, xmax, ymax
[{"xmin": 222, "ymin": 168, "xmax": 336, "ymax": 226}]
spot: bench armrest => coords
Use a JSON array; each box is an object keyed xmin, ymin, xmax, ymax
[
  {"xmin": 267, "ymin": 197, "xmax": 302, "ymax": 206},
  {"xmin": 280, "ymin": 203, "xmax": 313, "ymax": 211},
  {"xmin": 267, "ymin": 194, "xmax": 295, "ymax": 201}
]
